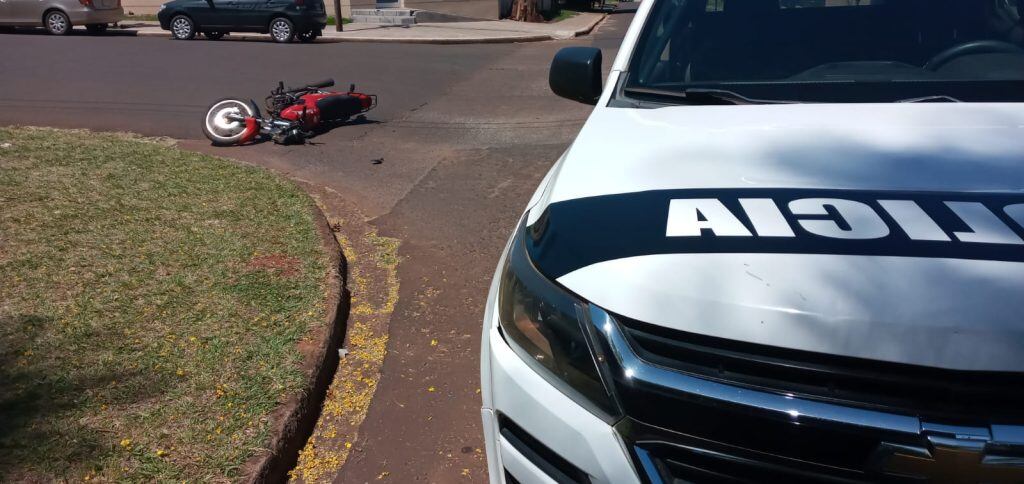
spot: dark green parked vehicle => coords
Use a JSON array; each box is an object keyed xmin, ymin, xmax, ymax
[{"xmin": 156, "ymin": 0, "xmax": 326, "ymax": 43}]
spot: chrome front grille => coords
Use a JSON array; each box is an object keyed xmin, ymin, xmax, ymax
[
  {"xmin": 617, "ymin": 316, "xmax": 1024, "ymax": 421},
  {"xmin": 583, "ymin": 307, "xmax": 1024, "ymax": 483}
]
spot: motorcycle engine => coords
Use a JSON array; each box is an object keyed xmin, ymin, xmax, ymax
[{"xmin": 272, "ymin": 126, "xmax": 308, "ymax": 145}]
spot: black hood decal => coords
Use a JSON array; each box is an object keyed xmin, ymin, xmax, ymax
[{"xmin": 525, "ymin": 189, "xmax": 1024, "ymax": 279}]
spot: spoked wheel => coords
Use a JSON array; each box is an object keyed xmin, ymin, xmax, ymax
[
  {"xmin": 204, "ymin": 31, "xmax": 225, "ymax": 40},
  {"xmin": 297, "ymin": 30, "xmax": 318, "ymax": 43},
  {"xmin": 44, "ymin": 10, "xmax": 71, "ymax": 35},
  {"xmin": 269, "ymin": 17, "xmax": 294, "ymax": 43},
  {"xmin": 202, "ymin": 98, "xmax": 254, "ymax": 146},
  {"xmin": 170, "ymin": 15, "xmax": 195, "ymax": 40}
]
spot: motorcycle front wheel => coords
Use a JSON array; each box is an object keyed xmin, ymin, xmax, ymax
[{"xmin": 202, "ymin": 98, "xmax": 254, "ymax": 146}]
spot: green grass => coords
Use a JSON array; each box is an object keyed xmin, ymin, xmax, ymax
[
  {"xmin": 326, "ymin": 16, "xmax": 353, "ymax": 26},
  {"xmin": 121, "ymin": 13, "xmax": 158, "ymax": 21},
  {"xmin": 0, "ymin": 127, "xmax": 329, "ymax": 482},
  {"xmin": 543, "ymin": 8, "xmax": 580, "ymax": 22}
]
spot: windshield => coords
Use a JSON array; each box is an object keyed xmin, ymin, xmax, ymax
[{"xmin": 623, "ymin": 0, "xmax": 1024, "ymax": 104}]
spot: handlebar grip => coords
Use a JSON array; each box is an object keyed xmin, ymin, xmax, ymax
[{"xmin": 307, "ymin": 78, "xmax": 335, "ymax": 89}]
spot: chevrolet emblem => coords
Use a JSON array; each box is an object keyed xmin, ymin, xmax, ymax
[{"xmin": 871, "ymin": 423, "xmax": 1024, "ymax": 483}]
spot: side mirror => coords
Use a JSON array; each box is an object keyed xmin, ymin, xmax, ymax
[{"xmin": 549, "ymin": 47, "xmax": 603, "ymax": 105}]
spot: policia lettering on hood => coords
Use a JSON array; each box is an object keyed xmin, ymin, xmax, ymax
[
  {"xmin": 523, "ymin": 189, "xmax": 1024, "ymax": 279},
  {"xmin": 668, "ymin": 197, "xmax": 1024, "ymax": 245}
]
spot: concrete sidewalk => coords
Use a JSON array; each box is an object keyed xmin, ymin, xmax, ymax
[{"xmin": 119, "ymin": 12, "xmax": 605, "ymax": 44}]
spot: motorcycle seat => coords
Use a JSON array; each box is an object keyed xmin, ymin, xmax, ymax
[{"xmin": 315, "ymin": 95, "xmax": 363, "ymax": 121}]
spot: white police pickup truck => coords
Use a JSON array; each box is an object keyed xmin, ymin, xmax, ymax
[{"xmin": 480, "ymin": 1, "xmax": 1024, "ymax": 483}]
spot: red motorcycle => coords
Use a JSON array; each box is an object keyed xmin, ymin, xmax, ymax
[{"xmin": 202, "ymin": 79, "xmax": 376, "ymax": 146}]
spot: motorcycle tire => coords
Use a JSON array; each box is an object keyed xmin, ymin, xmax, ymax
[
  {"xmin": 297, "ymin": 30, "xmax": 318, "ymax": 43},
  {"xmin": 202, "ymin": 98, "xmax": 255, "ymax": 146}
]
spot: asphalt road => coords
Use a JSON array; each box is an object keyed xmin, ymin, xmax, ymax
[{"xmin": 0, "ymin": 15, "xmax": 631, "ymax": 482}]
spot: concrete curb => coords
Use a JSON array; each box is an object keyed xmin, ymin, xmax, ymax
[
  {"xmin": 238, "ymin": 202, "xmax": 349, "ymax": 484},
  {"xmin": 323, "ymin": 33, "xmax": 554, "ymax": 44},
  {"xmin": 569, "ymin": 11, "xmax": 606, "ymax": 37},
  {"xmin": 126, "ymin": 13, "xmax": 605, "ymax": 44}
]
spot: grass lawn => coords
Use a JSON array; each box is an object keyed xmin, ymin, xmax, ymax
[
  {"xmin": 0, "ymin": 127, "xmax": 329, "ymax": 482},
  {"xmin": 326, "ymin": 16, "xmax": 353, "ymax": 26},
  {"xmin": 544, "ymin": 8, "xmax": 580, "ymax": 22}
]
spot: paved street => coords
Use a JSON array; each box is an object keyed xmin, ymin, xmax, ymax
[{"xmin": 0, "ymin": 14, "xmax": 631, "ymax": 481}]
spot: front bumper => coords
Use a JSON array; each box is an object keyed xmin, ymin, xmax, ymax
[
  {"xmin": 481, "ymin": 321, "xmax": 641, "ymax": 484},
  {"xmin": 481, "ymin": 266, "xmax": 1024, "ymax": 483},
  {"xmin": 157, "ymin": 12, "xmax": 170, "ymax": 30}
]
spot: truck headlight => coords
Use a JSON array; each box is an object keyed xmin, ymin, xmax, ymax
[{"xmin": 497, "ymin": 220, "xmax": 621, "ymax": 421}]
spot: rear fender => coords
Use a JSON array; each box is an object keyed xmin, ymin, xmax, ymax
[
  {"xmin": 349, "ymin": 92, "xmax": 377, "ymax": 111},
  {"xmin": 41, "ymin": 7, "xmax": 67, "ymax": 24}
]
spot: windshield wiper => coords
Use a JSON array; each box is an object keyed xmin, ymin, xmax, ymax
[
  {"xmin": 896, "ymin": 95, "xmax": 962, "ymax": 103},
  {"xmin": 622, "ymin": 86, "xmax": 798, "ymax": 105}
]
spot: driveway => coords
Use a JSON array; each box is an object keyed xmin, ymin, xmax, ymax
[{"xmin": 0, "ymin": 14, "xmax": 632, "ymax": 481}]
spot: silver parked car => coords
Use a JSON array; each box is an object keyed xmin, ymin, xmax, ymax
[{"xmin": 0, "ymin": 0, "xmax": 123, "ymax": 35}]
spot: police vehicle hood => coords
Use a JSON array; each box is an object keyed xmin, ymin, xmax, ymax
[{"xmin": 526, "ymin": 102, "xmax": 1024, "ymax": 372}]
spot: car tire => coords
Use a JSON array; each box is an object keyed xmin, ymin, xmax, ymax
[
  {"xmin": 85, "ymin": 23, "xmax": 108, "ymax": 34},
  {"xmin": 297, "ymin": 30, "xmax": 318, "ymax": 43},
  {"xmin": 44, "ymin": 10, "xmax": 71, "ymax": 35},
  {"xmin": 269, "ymin": 17, "xmax": 294, "ymax": 43},
  {"xmin": 204, "ymin": 31, "xmax": 225, "ymax": 40},
  {"xmin": 170, "ymin": 14, "xmax": 195, "ymax": 40}
]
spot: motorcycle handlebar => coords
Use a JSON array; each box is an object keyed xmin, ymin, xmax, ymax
[
  {"xmin": 307, "ymin": 78, "xmax": 335, "ymax": 89},
  {"xmin": 280, "ymin": 78, "xmax": 335, "ymax": 94}
]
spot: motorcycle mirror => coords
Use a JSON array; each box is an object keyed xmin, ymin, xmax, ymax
[{"xmin": 349, "ymin": 83, "xmax": 355, "ymax": 93}]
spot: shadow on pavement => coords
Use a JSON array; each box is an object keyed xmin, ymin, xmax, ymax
[{"xmin": 0, "ymin": 26, "xmax": 137, "ymax": 36}]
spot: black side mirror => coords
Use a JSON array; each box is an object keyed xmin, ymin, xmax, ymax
[{"xmin": 549, "ymin": 47, "xmax": 603, "ymax": 105}]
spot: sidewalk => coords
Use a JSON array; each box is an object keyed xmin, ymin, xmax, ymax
[{"xmin": 120, "ymin": 12, "xmax": 605, "ymax": 44}]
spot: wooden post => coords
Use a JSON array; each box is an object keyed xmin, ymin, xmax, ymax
[
  {"xmin": 334, "ymin": 0, "xmax": 343, "ymax": 31},
  {"xmin": 509, "ymin": 0, "xmax": 541, "ymax": 22}
]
